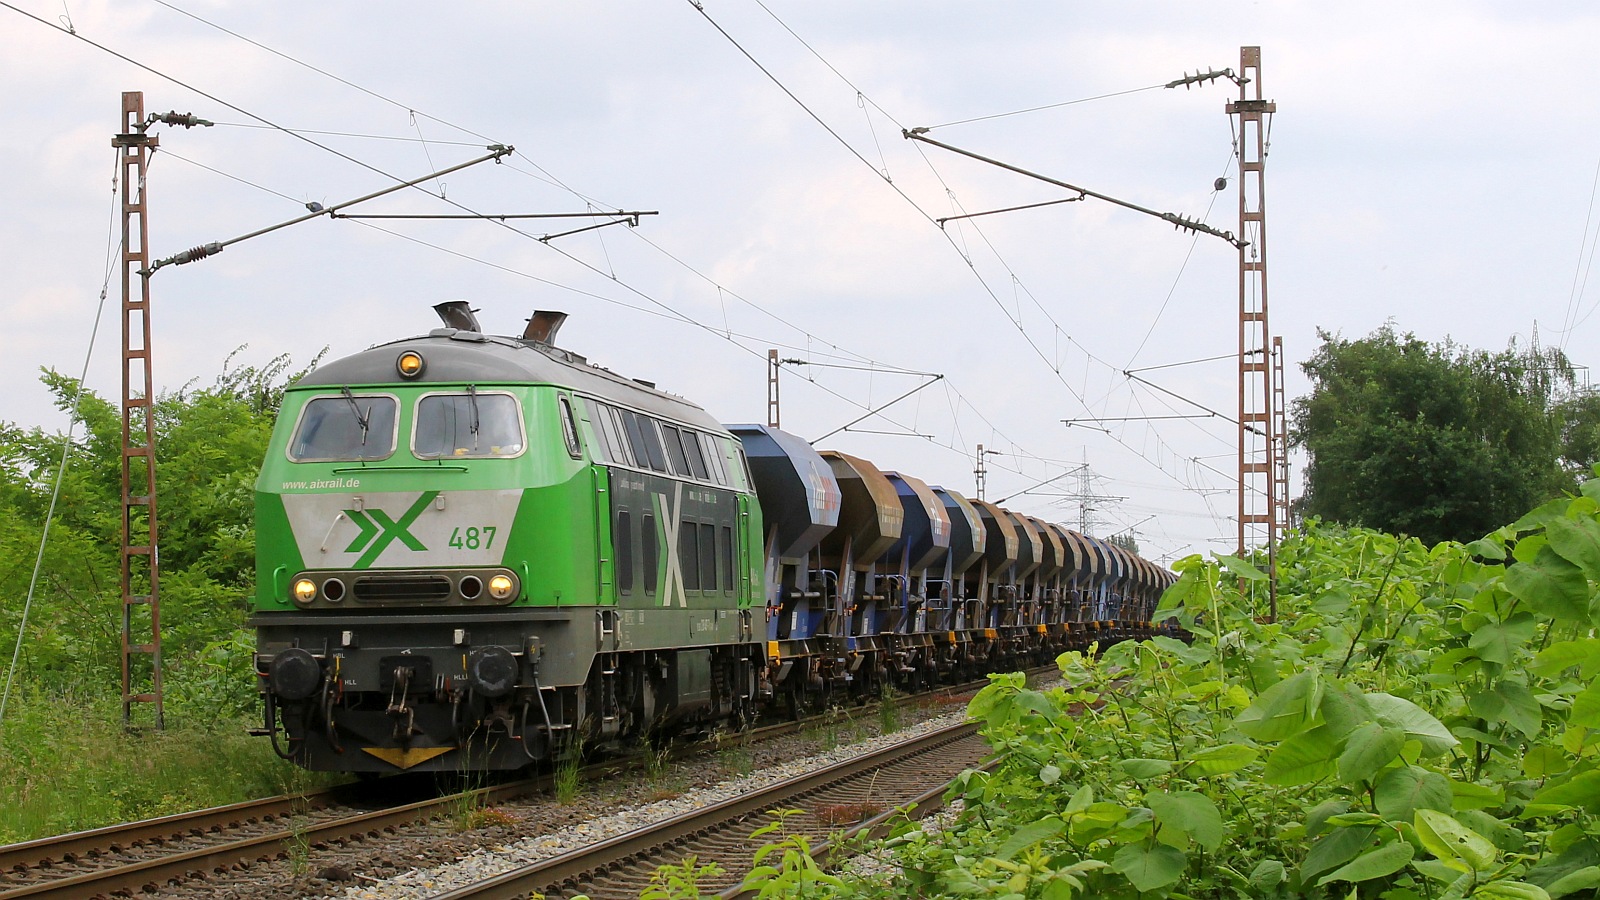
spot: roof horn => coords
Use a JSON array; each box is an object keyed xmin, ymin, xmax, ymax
[
  {"xmin": 523, "ymin": 310, "xmax": 568, "ymax": 346},
  {"xmin": 433, "ymin": 301, "xmax": 482, "ymax": 333}
]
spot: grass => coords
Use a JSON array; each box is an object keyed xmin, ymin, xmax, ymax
[
  {"xmin": 552, "ymin": 746, "xmax": 583, "ymax": 805},
  {"xmin": 0, "ymin": 684, "xmax": 340, "ymax": 845},
  {"xmin": 877, "ymin": 681, "xmax": 900, "ymax": 735}
]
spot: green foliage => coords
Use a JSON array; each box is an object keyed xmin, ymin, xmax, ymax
[
  {"xmin": 554, "ymin": 745, "xmax": 583, "ymax": 804},
  {"xmin": 642, "ymin": 855, "xmax": 725, "ymax": 900},
  {"xmin": 0, "ymin": 352, "xmax": 325, "ymax": 840},
  {"xmin": 1293, "ymin": 324, "xmax": 1575, "ymax": 544},
  {"xmin": 0, "ymin": 352, "xmax": 308, "ymax": 708},
  {"xmin": 0, "ymin": 687, "xmax": 336, "ymax": 843},
  {"xmin": 1107, "ymin": 531, "xmax": 1140, "ymax": 555},
  {"xmin": 741, "ymin": 809, "xmax": 847, "ymax": 898},
  {"xmin": 769, "ymin": 477, "xmax": 1600, "ymax": 898}
]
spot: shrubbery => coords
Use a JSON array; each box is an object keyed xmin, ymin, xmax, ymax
[{"xmin": 773, "ymin": 482, "xmax": 1600, "ymax": 898}]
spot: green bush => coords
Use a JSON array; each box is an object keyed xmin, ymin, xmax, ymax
[{"xmin": 779, "ymin": 480, "xmax": 1600, "ymax": 898}]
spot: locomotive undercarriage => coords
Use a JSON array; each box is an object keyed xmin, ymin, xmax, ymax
[
  {"xmin": 254, "ymin": 600, "xmax": 1166, "ymax": 774},
  {"xmin": 253, "ymin": 606, "xmax": 765, "ymax": 773}
]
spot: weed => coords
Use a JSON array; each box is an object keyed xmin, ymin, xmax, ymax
[
  {"xmin": 552, "ymin": 746, "xmax": 583, "ymax": 805},
  {"xmin": 876, "ymin": 682, "xmax": 899, "ymax": 735},
  {"xmin": 283, "ymin": 810, "xmax": 312, "ymax": 876},
  {"xmin": 642, "ymin": 855, "xmax": 725, "ymax": 900}
]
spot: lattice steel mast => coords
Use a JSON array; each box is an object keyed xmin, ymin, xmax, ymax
[
  {"xmin": 1227, "ymin": 47, "xmax": 1280, "ymax": 618},
  {"xmin": 113, "ymin": 91, "xmax": 163, "ymax": 729}
]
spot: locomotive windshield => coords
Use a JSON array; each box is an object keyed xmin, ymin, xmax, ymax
[
  {"xmin": 413, "ymin": 390, "xmax": 525, "ymax": 458},
  {"xmin": 287, "ymin": 394, "xmax": 398, "ymax": 461}
]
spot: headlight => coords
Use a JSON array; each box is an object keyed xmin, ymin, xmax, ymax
[
  {"xmin": 396, "ymin": 350, "xmax": 425, "ymax": 378},
  {"xmin": 292, "ymin": 578, "xmax": 318, "ymax": 605},
  {"xmin": 488, "ymin": 574, "xmax": 516, "ymax": 600}
]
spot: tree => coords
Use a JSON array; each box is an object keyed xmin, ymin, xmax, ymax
[
  {"xmin": 1106, "ymin": 531, "xmax": 1140, "ymax": 555},
  {"xmin": 0, "ymin": 350, "xmax": 309, "ymax": 705},
  {"xmin": 1291, "ymin": 324, "xmax": 1573, "ymax": 546},
  {"xmin": 1554, "ymin": 390, "xmax": 1600, "ymax": 478}
]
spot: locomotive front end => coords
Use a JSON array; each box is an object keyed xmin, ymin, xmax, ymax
[{"xmin": 252, "ymin": 327, "xmax": 599, "ymax": 772}]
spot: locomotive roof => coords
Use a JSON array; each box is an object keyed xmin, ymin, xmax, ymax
[{"xmin": 294, "ymin": 328, "xmax": 723, "ymax": 431}]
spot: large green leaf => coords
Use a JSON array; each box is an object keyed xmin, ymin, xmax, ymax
[
  {"xmin": 1567, "ymin": 680, "xmax": 1600, "ymax": 730},
  {"xmin": 1264, "ymin": 725, "xmax": 1341, "ymax": 785},
  {"xmin": 1236, "ymin": 669, "xmax": 1324, "ymax": 742},
  {"xmin": 1300, "ymin": 824, "xmax": 1381, "ymax": 883},
  {"xmin": 1185, "ymin": 743, "xmax": 1259, "ymax": 776},
  {"xmin": 997, "ymin": 816, "xmax": 1065, "ymax": 860},
  {"xmin": 1515, "ymin": 500, "xmax": 1575, "ymax": 535},
  {"xmin": 1217, "ymin": 553, "xmax": 1269, "ymax": 582},
  {"xmin": 1316, "ymin": 839, "xmax": 1414, "ymax": 886},
  {"xmin": 1149, "ymin": 790, "xmax": 1224, "ymax": 851},
  {"xmin": 1504, "ymin": 545, "xmax": 1590, "ymax": 623},
  {"xmin": 1532, "ymin": 639, "xmax": 1600, "ymax": 679},
  {"xmin": 1112, "ymin": 842, "xmax": 1187, "ymax": 893},
  {"xmin": 1249, "ymin": 859, "xmax": 1287, "ymax": 889},
  {"xmin": 1468, "ymin": 613, "xmax": 1538, "ymax": 665},
  {"xmin": 1319, "ymin": 680, "xmax": 1375, "ymax": 739},
  {"xmin": 1475, "ymin": 882, "xmax": 1553, "ymax": 900},
  {"xmin": 1545, "ymin": 865, "xmax": 1600, "ymax": 898},
  {"xmin": 1367, "ymin": 692, "xmax": 1459, "ymax": 756},
  {"xmin": 1121, "ymin": 758, "xmax": 1174, "ymax": 780},
  {"xmin": 1415, "ymin": 808, "xmax": 1497, "ymax": 871},
  {"xmin": 1494, "ymin": 679, "xmax": 1543, "ymax": 738},
  {"xmin": 1528, "ymin": 770, "xmax": 1600, "ymax": 816},
  {"xmin": 1546, "ymin": 514, "xmax": 1600, "ymax": 581},
  {"xmin": 1375, "ymin": 765, "xmax": 1452, "ymax": 820},
  {"xmin": 1155, "ymin": 566, "xmax": 1207, "ymax": 614},
  {"xmin": 1338, "ymin": 722, "xmax": 1405, "ymax": 785},
  {"xmin": 1452, "ymin": 778, "xmax": 1506, "ymax": 810}
]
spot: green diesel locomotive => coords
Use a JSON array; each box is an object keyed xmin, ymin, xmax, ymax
[{"xmin": 252, "ymin": 304, "xmax": 1172, "ymax": 773}]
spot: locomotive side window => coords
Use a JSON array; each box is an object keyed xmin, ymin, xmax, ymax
[
  {"xmin": 680, "ymin": 430, "xmax": 711, "ymax": 481},
  {"xmin": 660, "ymin": 424, "xmax": 691, "ymax": 476},
  {"xmin": 558, "ymin": 396, "xmax": 582, "ymax": 459},
  {"xmin": 637, "ymin": 416, "xmax": 670, "ymax": 473},
  {"xmin": 642, "ymin": 513, "xmax": 659, "ymax": 595},
  {"xmin": 700, "ymin": 522, "xmax": 717, "ymax": 591},
  {"xmin": 703, "ymin": 437, "xmax": 730, "ymax": 486},
  {"xmin": 680, "ymin": 524, "xmax": 701, "ymax": 591},
  {"xmin": 615, "ymin": 509, "xmax": 633, "ymax": 594},
  {"xmin": 620, "ymin": 411, "xmax": 656, "ymax": 471},
  {"xmin": 603, "ymin": 406, "xmax": 635, "ymax": 467},
  {"xmin": 719, "ymin": 525, "xmax": 734, "ymax": 594},
  {"xmin": 733, "ymin": 446, "xmax": 754, "ymax": 490},
  {"xmin": 583, "ymin": 399, "xmax": 612, "ymax": 461},
  {"xmin": 413, "ymin": 391, "xmax": 525, "ymax": 458},
  {"xmin": 288, "ymin": 394, "xmax": 398, "ymax": 462}
]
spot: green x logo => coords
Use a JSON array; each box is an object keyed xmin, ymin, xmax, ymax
[{"xmin": 343, "ymin": 492, "xmax": 437, "ymax": 568}]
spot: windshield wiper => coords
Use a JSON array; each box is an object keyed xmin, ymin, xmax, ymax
[
  {"xmin": 466, "ymin": 384, "xmax": 481, "ymax": 451},
  {"xmin": 341, "ymin": 386, "xmax": 371, "ymax": 448}
]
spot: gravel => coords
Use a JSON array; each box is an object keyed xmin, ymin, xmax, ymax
[
  {"xmin": 155, "ymin": 686, "xmax": 994, "ymax": 900},
  {"xmin": 323, "ymin": 710, "xmax": 972, "ymax": 900}
]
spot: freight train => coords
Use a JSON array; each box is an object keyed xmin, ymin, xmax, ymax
[{"xmin": 250, "ymin": 304, "xmax": 1175, "ymax": 772}]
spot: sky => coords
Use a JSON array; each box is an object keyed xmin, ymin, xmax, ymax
[{"xmin": 3, "ymin": 1, "xmax": 1599, "ymax": 565}]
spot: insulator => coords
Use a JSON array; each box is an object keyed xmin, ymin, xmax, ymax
[
  {"xmin": 156, "ymin": 111, "xmax": 213, "ymax": 128},
  {"xmin": 173, "ymin": 242, "xmax": 223, "ymax": 265}
]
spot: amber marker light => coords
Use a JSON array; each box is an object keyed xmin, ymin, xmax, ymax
[
  {"xmin": 293, "ymin": 578, "xmax": 318, "ymax": 605},
  {"xmin": 396, "ymin": 350, "xmax": 426, "ymax": 378},
  {"xmin": 488, "ymin": 574, "xmax": 515, "ymax": 600}
]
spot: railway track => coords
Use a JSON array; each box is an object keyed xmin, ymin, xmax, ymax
[
  {"xmin": 0, "ymin": 776, "xmax": 541, "ymax": 899},
  {"xmin": 426, "ymin": 721, "xmax": 991, "ymax": 900},
  {"xmin": 0, "ymin": 667, "xmax": 1038, "ymax": 899}
]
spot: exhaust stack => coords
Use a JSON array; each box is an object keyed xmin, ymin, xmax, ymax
[
  {"xmin": 433, "ymin": 301, "xmax": 483, "ymax": 333},
  {"xmin": 523, "ymin": 310, "xmax": 567, "ymax": 346}
]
